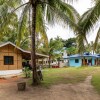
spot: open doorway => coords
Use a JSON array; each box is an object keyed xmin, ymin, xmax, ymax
[{"xmin": 88, "ymin": 59, "xmax": 92, "ymax": 66}]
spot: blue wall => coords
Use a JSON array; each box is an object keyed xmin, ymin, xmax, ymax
[
  {"xmin": 92, "ymin": 58, "xmax": 95, "ymax": 66},
  {"xmin": 69, "ymin": 58, "xmax": 82, "ymax": 67},
  {"xmin": 69, "ymin": 57, "xmax": 96, "ymax": 67}
]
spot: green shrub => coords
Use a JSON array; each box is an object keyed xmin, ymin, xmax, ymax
[
  {"xmin": 23, "ymin": 67, "xmax": 31, "ymax": 78},
  {"xmin": 63, "ymin": 66, "xmax": 69, "ymax": 68}
]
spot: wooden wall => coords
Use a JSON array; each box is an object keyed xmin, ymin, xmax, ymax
[{"xmin": 0, "ymin": 44, "xmax": 22, "ymax": 70}]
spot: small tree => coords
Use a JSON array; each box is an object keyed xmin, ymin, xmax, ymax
[{"xmin": 39, "ymin": 36, "xmax": 64, "ymax": 67}]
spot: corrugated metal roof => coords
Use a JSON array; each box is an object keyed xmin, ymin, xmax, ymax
[
  {"xmin": 67, "ymin": 53, "xmax": 100, "ymax": 59},
  {"xmin": 94, "ymin": 54, "xmax": 100, "ymax": 58}
]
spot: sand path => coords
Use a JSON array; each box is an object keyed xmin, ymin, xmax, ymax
[{"xmin": 0, "ymin": 76, "xmax": 100, "ymax": 100}]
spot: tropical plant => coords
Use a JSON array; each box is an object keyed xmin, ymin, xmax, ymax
[
  {"xmin": 49, "ymin": 37, "xmax": 64, "ymax": 67},
  {"xmin": 93, "ymin": 28, "xmax": 100, "ymax": 52},
  {"xmin": 23, "ymin": 67, "xmax": 31, "ymax": 78},
  {"xmin": 95, "ymin": 42, "xmax": 100, "ymax": 53},
  {"xmin": 0, "ymin": 0, "xmax": 80, "ymax": 85},
  {"xmin": 61, "ymin": 37, "xmax": 78, "ymax": 55},
  {"xmin": 39, "ymin": 36, "xmax": 64, "ymax": 67},
  {"xmin": 67, "ymin": 46, "xmax": 78, "ymax": 55},
  {"xmin": 76, "ymin": 0, "xmax": 100, "ymax": 53},
  {"xmin": 62, "ymin": 37, "xmax": 77, "ymax": 48}
]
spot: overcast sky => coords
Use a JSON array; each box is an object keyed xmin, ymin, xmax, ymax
[{"xmin": 46, "ymin": 0, "xmax": 98, "ymax": 43}]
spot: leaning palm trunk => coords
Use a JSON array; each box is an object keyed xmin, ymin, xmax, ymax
[
  {"xmin": 48, "ymin": 52, "xmax": 51, "ymax": 68},
  {"xmin": 31, "ymin": 3, "xmax": 40, "ymax": 85},
  {"xmin": 57, "ymin": 57, "xmax": 60, "ymax": 67}
]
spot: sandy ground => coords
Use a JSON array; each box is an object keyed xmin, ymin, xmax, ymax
[{"xmin": 0, "ymin": 76, "xmax": 100, "ymax": 100}]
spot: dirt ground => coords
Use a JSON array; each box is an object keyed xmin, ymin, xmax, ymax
[{"xmin": 0, "ymin": 76, "xmax": 100, "ymax": 100}]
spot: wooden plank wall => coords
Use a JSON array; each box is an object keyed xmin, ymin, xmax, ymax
[{"xmin": 0, "ymin": 44, "xmax": 22, "ymax": 70}]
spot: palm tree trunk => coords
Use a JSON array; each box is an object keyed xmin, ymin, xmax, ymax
[
  {"xmin": 57, "ymin": 58, "xmax": 60, "ymax": 67},
  {"xmin": 31, "ymin": 3, "xmax": 40, "ymax": 85},
  {"xmin": 58, "ymin": 60, "xmax": 60, "ymax": 67},
  {"xmin": 48, "ymin": 52, "xmax": 51, "ymax": 68}
]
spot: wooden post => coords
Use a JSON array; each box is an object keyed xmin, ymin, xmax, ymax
[
  {"xmin": 42, "ymin": 59, "xmax": 43, "ymax": 67},
  {"xmin": 97, "ymin": 58, "xmax": 98, "ymax": 66},
  {"xmin": 83, "ymin": 58, "xmax": 85, "ymax": 66}
]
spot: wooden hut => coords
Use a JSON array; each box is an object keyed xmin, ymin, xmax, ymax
[{"xmin": 0, "ymin": 42, "xmax": 48, "ymax": 71}]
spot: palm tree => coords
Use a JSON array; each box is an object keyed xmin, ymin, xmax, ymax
[
  {"xmin": 0, "ymin": 0, "xmax": 80, "ymax": 85},
  {"xmin": 93, "ymin": 28, "xmax": 100, "ymax": 52},
  {"xmin": 38, "ymin": 37, "xmax": 64, "ymax": 68},
  {"xmin": 95, "ymin": 42, "xmax": 100, "ymax": 53},
  {"xmin": 76, "ymin": 0, "xmax": 100, "ymax": 53}
]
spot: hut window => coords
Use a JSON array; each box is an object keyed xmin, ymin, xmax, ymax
[
  {"xmin": 4, "ymin": 56, "xmax": 14, "ymax": 65},
  {"xmin": 75, "ymin": 59, "xmax": 79, "ymax": 63}
]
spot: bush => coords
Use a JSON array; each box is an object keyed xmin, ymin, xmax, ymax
[
  {"xmin": 63, "ymin": 66, "xmax": 69, "ymax": 68},
  {"xmin": 23, "ymin": 67, "xmax": 31, "ymax": 78}
]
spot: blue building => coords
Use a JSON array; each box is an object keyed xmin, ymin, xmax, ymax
[{"xmin": 67, "ymin": 53, "xmax": 100, "ymax": 67}]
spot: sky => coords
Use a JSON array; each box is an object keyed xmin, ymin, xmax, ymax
[{"xmin": 46, "ymin": 0, "xmax": 98, "ymax": 43}]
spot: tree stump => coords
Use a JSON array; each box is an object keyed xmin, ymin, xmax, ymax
[{"xmin": 17, "ymin": 82, "xmax": 26, "ymax": 91}]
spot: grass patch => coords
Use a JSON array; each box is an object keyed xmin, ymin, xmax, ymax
[
  {"xmin": 41, "ymin": 67, "xmax": 99, "ymax": 87},
  {"xmin": 91, "ymin": 69, "xmax": 100, "ymax": 94},
  {"xmin": 28, "ymin": 67, "xmax": 100, "ymax": 88}
]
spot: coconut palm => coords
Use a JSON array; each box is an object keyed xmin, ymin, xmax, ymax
[
  {"xmin": 76, "ymin": 0, "xmax": 100, "ymax": 53},
  {"xmin": 78, "ymin": 0, "xmax": 100, "ymax": 33},
  {"xmin": 38, "ymin": 37, "xmax": 64, "ymax": 68},
  {"xmin": 0, "ymin": 0, "xmax": 80, "ymax": 85},
  {"xmin": 95, "ymin": 42, "xmax": 100, "ymax": 53},
  {"xmin": 93, "ymin": 28, "xmax": 100, "ymax": 52}
]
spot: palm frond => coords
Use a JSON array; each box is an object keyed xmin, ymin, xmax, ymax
[
  {"xmin": 36, "ymin": 4, "xmax": 48, "ymax": 47},
  {"xmin": 93, "ymin": 27, "xmax": 100, "ymax": 51},
  {"xmin": 77, "ymin": 33, "xmax": 86, "ymax": 54},
  {"xmin": 17, "ymin": 3, "xmax": 30, "ymax": 46},
  {"xmin": 78, "ymin": 1, "xmax": 100, "ymax": 33},
  {"xmin": 45, "ymin": 2, "xmax": 80, "ymax": 32},
  {"xmin": 92, "ymin": 0, "xmax": 100, "ymax": 4}
]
